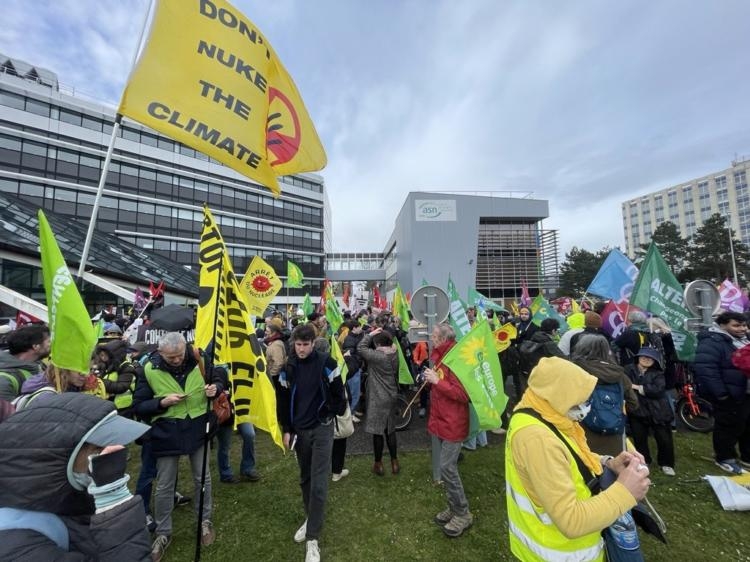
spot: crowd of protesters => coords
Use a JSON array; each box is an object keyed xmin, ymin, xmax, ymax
[{"xmin": 0, "ymin": 295, "xmax": 749, "ymax": 560}]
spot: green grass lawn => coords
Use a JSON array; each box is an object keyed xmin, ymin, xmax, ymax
[{"xmin": 133, "ymin": 429, "xmax": 750, "ymax": 561}]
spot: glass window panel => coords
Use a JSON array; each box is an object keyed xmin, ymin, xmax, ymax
[
  {"xmin": 59, "ymin": 109, "xmax": 82, "ymax": 126},
  {"xmin": 0, "ymin": 135, "xmax": 22, "ymax": 151},
  {"xmin": 57, "ymin": 149, "xmax": 79, "ymax": 163},
  {"xmin": 0, "ymin": 91, "xmax": 25, "ymax": 110},
  {"xmin": 81, "ymin": 115, "xmax": 102, "ymax": 132},
  {"xmin": 25, "ymin": 98, "xmax": 50, "ymax": 117},
  {"xmin": 141, "ymin": 133, "xmax": 158, "ymax": 147},
  {"xmin": 157, "ymin": 136, "xmax": 175, "ymax": 151},
  {"xmin": 122, "ymin": 127, "xmax": 140, "ymax": 142},
  {"xmin": 22, "ymin": 140, "xmax": 47, "ymax": 156}
]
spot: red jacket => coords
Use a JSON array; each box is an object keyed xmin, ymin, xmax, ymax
[{"xmin": 427, "ymin": 339, "xmax": 469, "ymax": 442}]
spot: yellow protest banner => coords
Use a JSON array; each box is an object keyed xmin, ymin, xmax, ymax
[
  {"xmin": 239, "ymin": 255, "xmax": 282, "ymax": 317},
  {"xmin": 196, "ymin": 206, "xmax": 283, "ymax": 449},
  {"xmin": 119, "ymin": 0, "xmax": 326, "ymax": 195}
]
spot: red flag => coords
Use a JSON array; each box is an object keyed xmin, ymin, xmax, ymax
[
  {"xmin": 16, "ymin": 310, "xmax": 42, "ymax": 326},
  {"xmin": 317, "ymin": 279, "xmax": 329, "ymax": 313},
  {"xmin": 520, "ymin": 278, "xmax": 531, "ymax": 306},
  {"xmin": 342, "ymin": 283, "xmax": 350, "ymax": 308},
  {"xmin": 373, "ymin": 285, "xmax": 382, "ymax": 310}
]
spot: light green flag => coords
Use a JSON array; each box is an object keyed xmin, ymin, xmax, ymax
[
  {"xmin": 395, "ymin": 340, "xmax": 413, "ymax": 385},
  {"xmin": 393, "ymin": 285, "xmax": 410, "ymax": 331},
  {"xmin": 446, "ymin": 276, "xmax": 472, "ymax": 338},
  {"xmin": 38, "ymin": 210, "xmax": 96, "ymax": 373},
  {"xmin": 324, "ymin": 284, "xmax": 344, "ymax": 333},
  {"xmin": 330, "ymin": 339, "xmax": 349, "ymax": 383},
  {"xmin": 441, "ymin": 321, "xmax": 507, "ymax": 430},
  {"xmin": 468, "ymin": 286, "xmax": 506, "ymax": 313},
  {"xmin": 630, "ymin": 243, "xmax": 697, "ymax": 361},
  {"xmin": 287, "ymin": 261, "xmax": 304, "ymax": 288},
  {"xmin": 302, "ymin": 293, "xmax": 313, "ymax": 317}
]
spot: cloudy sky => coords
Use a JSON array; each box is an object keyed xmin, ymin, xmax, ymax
[{"xmin": 3, "ymin": 0, "xmax": 750, "ymax": 257}]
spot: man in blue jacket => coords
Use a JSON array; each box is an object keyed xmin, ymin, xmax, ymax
[
  {"xmin": 277, "ymin": 323, "xmax": 347, "ymax": 562},
  {"xmin": 693, "ymin": 311, "xmax": 750, "ymax": 474}
]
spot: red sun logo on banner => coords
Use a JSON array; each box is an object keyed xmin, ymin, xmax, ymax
[
  {"xmin": 252, "ymin": 275, "xmax": 272, "ymax": 292},
  {"xmin": 267, "ymin": 87, "xmax": 301, "ymax": 166}
]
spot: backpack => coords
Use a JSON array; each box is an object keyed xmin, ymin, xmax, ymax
[
  {"xmin": 519, "ymin": 339, "xmax": 546, "ymax": 374},
  {"xmin": 582, "ymin": 381, "xmax": 625, "ymax": 435}
]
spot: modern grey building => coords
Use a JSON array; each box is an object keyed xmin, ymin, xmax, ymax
[
  {"xmin": 622, "ymin": 158, "xmax": 750, "ymax": 257},
  {"xmin": 327, "ymin": 192, "xmax": 559, "ymax": 307},
  {"xmin": 0, "ymin": 53, "xmax": 329, "ymax": 311}
]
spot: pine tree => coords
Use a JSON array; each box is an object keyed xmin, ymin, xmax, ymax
[
  {"xmin": 638, "ymin": 221, "xmax": 687, "ymax": 278},
  {"xmin": 685, "ymin": 213, "xmax": 750, "ymax": 283},
  {"xmin": 557, "ymin": 246, "xmax": 610, "ymax": 296}
]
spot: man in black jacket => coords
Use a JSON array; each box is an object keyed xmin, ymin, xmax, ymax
[
  {"xmin": 133, "ymin": 332, "xmax": 223, "ymax": 561},
  {"xmin": 277, "ymin": 323, "xmax": 347, "ymax": 562},
  {"xmin": 693, "ymin": 311, "xmax": 750, "ymax": 474},
  {"xmin": 0, "ymin": 393, "xmax": 151, "ymax": 560}
]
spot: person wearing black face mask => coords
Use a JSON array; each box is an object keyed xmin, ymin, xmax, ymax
[{"xmin": 133, "ymin": 332, "xmax": 224, "ymax": 561}]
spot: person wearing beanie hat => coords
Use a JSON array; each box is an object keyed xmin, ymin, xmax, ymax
[
  {"xmin": 569, "ymin": 311, "xmax": 609, "ymax": 356},
  {"xmin": 624, "ymin": 347, "xmax": 676, "ymax": 476}
]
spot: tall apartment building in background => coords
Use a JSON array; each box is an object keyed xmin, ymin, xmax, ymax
[
  {"xmin": 622, "ymin": 158, "xmax": 750, "ymax": 257},
  {"xmin": 0, "ymin": 53, "xmax": 329, "ymax": 309}
]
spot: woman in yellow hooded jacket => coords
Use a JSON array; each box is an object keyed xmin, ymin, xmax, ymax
[{"xmin": 505, "ymin": 357, "xmax": 651, "ymax": 561}]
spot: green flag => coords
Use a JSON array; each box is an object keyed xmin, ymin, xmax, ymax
[
  {"xmin": 302, "ymin": 293, "xmax": 313, "ymax": 317},
  {"xmin": 630, "ymin": 243, "xmax": 697, "ymax": 361},
  {"xmin": 393, "ymin": 285, "xmax": 410, "ymax": 331},
  {"xmin": 396, "ymin": 340, "xmax": 413, "ymax": 385},
  {"xmin": 330, "ymin": 339, "xmax": 349, "ymax": 383},
  {"xmin": 287, "ymin": 260, "xmax": 304, "ymax": 288},
  {"xmin": 531, "ymin": 294, "xmax": 569, "ymax": 333},
  {"xmin": 441, "ymin": 321, "xmax": 507, "ymax": 430},
  {"xmin": 324, "ymin": 284, "xmax": 344, "ymax": 333},
  {"xmin": 468, "ymin": 286, "xmax": 505, "ymax": 313},
  {"xmin": 38, "ymin": 210, "xmax": 96, "ymax": 374},
  {"xmin": 447, "ymin": 276, "xmax": 472, "ymax": 338}
]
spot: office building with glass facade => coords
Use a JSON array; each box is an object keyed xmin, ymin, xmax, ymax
[{"xmin": 0, "ymin": 53, "xmax": 328, "ymax": 309}]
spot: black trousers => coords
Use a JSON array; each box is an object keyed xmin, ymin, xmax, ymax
[
  {"xmin": 711, "ymin": 396, "xmax": 750, "ymax": 463},
  {"xmin": 331, "ymin": 437, "xmax": 347, "ymax": 474},
  {"xmin": 629, "ymin": 416, "xmax": 675, "ymax": 467}
]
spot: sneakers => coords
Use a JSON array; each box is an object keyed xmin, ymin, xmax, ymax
[
  {"xmin": 173, "ymin": 492, "xmax": 191, "ymax": 507},
  {"xmin": 434, "ymin": 508, "xmax": 453, "ymax": 526},
  {"xmin": 442, "ymin": 512, "xmax": 473, "ymax": 538},
  {"xmin": 716, "ymin": 459, "xmax": 746, "ymax": 475},
  {"xmin": 241, "ymin": 470, "xmax": 262, "ymax": 482},
  {"xmin": 352, "ymin": 415, "xmax": 361, "ymax": 423},
  {"xmin": 151, "ymin": 534, "xmax": 171, "ymax": 562},
  {"xmin": 294, "ymin": 520, "xmax": 308, "ymax": 543},
  {"xmin": 332, "ymin": 468, "xmax": 350, "ymax": 482},
  {"xmin": 661, "ymin": 466, "xmax": 676, "ymax": 476},
  {"xmin": 145, "ymin": 513, "xmax": 156, "ymax": 533},
  {"xmin": 418, "ymin": 407, "xmax": 426, "ymax": 418},
  {"xmin": 201, "ymin": 520, "xmax": 216, "ymax": 546},
  {"xmin": 305, "ymin": 539, "xmax": 320, "ymax": 562}
]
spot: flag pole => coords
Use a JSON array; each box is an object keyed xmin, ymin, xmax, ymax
[
  {"xmin": 195, "ymin": 251, "xmax": 223, "ymax": 562},
  {"xmin": 76, "ymin": 0, "xmax": 154, "ymax": 279}
]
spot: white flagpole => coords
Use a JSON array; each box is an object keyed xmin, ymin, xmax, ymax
[{"xmin": 77, "ymin": 0, "xmax": 154, "ymax": 279}]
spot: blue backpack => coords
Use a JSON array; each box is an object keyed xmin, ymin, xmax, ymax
[{"xmin": 582, "ymin": 381, "xmax": 625, "ymax": 435}]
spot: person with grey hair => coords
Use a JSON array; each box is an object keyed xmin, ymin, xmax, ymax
[
  {"xmin": 133, "ymin": 332, "xmax": 224, "ymax": 561},
  {"xmin": 572, "ymin": 334, "xmax": 639, "ymax": 457},
  {"xmin": 612, "ymin": 310, "xmax": 664, "ymax": 367},
  {"xmin": 422, "ymin": 323, "xmax": 473, "ymax": 537}
]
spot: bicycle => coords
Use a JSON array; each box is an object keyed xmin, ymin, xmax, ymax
[
  {"xmin": 675, "ymin": 364, "xmax": 714, "ymax": 433},
  {"xmin": 392, "ymin": 386, "xmax": 415, "ymax": 431}
]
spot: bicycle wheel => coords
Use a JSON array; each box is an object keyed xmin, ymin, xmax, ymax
[
  {"xmin": 677, "ymin": 397, "xmax": 714, "ymax": 433},
  {"xmin": 393, "ymin": 394, "xmax": 413, "ymax": 431}
]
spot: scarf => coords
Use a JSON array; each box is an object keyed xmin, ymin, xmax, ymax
[{"xmin": 517, "ymin": 389, "xmax": 603, "ymax": 476}]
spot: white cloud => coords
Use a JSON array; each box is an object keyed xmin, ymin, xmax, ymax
[{"xmin": 4, "ymin": 0, "xmax": 750, "ymax": 261}]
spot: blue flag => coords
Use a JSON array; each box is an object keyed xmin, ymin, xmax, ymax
[{"xmin": 586, "ymin": 249, "xmax": 639, "ymax": 303}]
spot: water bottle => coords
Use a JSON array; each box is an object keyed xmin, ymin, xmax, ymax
[{"xmin": 607, "ymin": 511, "xmax": 640, "ymax": 551}]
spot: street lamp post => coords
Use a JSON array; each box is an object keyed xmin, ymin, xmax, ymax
[{"xmin": 727, "ymin": 215, "xmax": 739, "ymax": 283}]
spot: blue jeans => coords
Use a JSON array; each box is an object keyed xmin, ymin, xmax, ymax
[
  {"xmin": 216, "ymin": 422, "xmax": 256, "ymax": 480},
  {"xmin": 347, "ymin": 369, "xmax": 362, "ymax": 412},
  {"xmin": 136, "ymin": 440, "xmax": 157, "ymax": 514}
]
